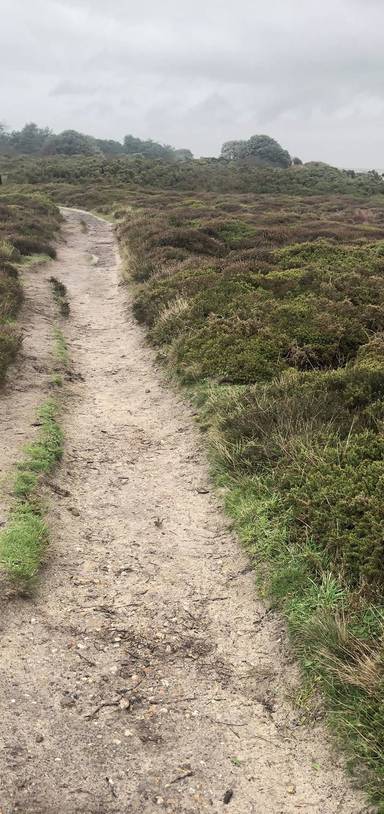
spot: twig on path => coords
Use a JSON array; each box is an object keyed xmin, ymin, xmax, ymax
[
  {"xmin": 204, "ymin": 716, "xmax": 247, "ymax": 738},
  {"xmin": 85, "ymin": 680, "xmax": 144, "ymax": 719},
  {"xmin": 193, "ymin": 595, "xmax": 230, "ymax": 603},
  {"xmin": 85, "ymin": 699, "xmax": 120, "ymax": 720},
  {"xmin": 147, "ymin": 695, "xmax": 197, "ymax": 706},
  {"xmin": 76, "ymin": 651, "xmax": 97, "ymax": 668},
  {"xmin": 203, "ymin": 716, "xmax": 281, "ymax": 746},
  {"xmin": 169, "ymin": 768, "xmax": 194, "ymax": 784},
  {"xmin": 248, "ymin": 733, "xmax": 282, "ymax": 749}
]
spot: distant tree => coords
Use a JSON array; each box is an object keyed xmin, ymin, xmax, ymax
[
  {"xmin": 220, "ymin": 140, "xmax": 247, "ymax": 160},
  {"xmin": 123, "ymin": 134, "xmax": 144, "ymax": 154},
  {"xmin": 292, "ymin": 156, "xmax": 303, "ymax": 166},
  {"xmin": 123, "ymin": 134, "xmax": 175, "ymax": 160},
  {"xmin": 0, "ymin": 122, "xmax": 10, "ymax": 153},
  {"xmin": 221, "ymin": 134, "xmax": 291, "ymax": 168},
  {"xmin": 95, "ymin": 138, "xmax": 124, "ymax": 156},
  {"xmin": 42, "ymin": 129, "xmax": 101, "ymax": 156},
  {"xmin": 174, "ymin": 148, "xmax": 194, "ymax": 161},
  {"xmin": 4, "ymin": 122, "xmax": 51, "ymax": 155},
  {"xmin": 244, "ymin": 135, "xmax": 291, "ymax": 168}
]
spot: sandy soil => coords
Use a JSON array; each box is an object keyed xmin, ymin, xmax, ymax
[{"xmin": 0, "ymin": 210, "xmax": 371, "ymax": 814}]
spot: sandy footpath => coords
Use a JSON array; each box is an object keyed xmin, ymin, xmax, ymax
[{"xmin": 0, "ymin": 210, "xmax": 370, "ymax": 814}]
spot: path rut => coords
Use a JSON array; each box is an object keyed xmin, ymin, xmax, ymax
[
  {"xmin": 0, "ymin": 261, "xmax": 55, "ymax": 523},
  {"xmin": 0, "ymin": 211, "xmax": 369, "ymax": 814}
]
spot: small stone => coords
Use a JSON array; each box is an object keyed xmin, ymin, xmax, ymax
[
  {"xmin": 287, "ymin": 785, "xmax": 296, "ymax": 795},
  {"xmin": 35, "ymin": 734, "xmax": 44, "ymax": 743}
]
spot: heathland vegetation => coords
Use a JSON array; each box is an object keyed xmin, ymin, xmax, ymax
[
  {"xmin": 0, "ymin": 190, "xmax": 61, "ymax": 381},
  {"xmin": 117, "ymin": 189, "xmax": 384, "ymax": 806},
  {"xmin": 2, "ymin": 140, "xmax": 384, "ymax": 805}
]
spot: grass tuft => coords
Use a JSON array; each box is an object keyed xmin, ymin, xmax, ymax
[
  {"xmin": 49, "ymin": 276, "xmax": 70, "ymax": 317},
  {"xmin": 53, "ymin": 326, "xmax": 69, "ymax": 366},
  {"xmin": 0, "ymin": 399, "xmax": 63, "ymax": 582}
]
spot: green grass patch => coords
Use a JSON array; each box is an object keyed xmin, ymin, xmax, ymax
[
  {"xmin": 53, "ymin": 326, "xmax": 69, "ymax": 366},
  {"xmin": 0, "ymin": 399, "xmax": 63, "ymax": 582},
  {"xmin": 49, "ymin": 276, "xmax": 70, "ymax": 317},
  {"xmin": 20, "ymin": 253, "xmax": 52, "ymax": 268}
]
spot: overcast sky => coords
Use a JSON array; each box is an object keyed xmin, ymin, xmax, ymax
[{"xmin": 1, "ymin": 0, "xmax": 384, "ymax": 165}]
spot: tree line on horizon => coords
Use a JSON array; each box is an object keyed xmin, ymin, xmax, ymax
[
  {"xmin": 0, "ymin": 122, "xmax": 194, "ymax": 162},
  {"xmin": 0, "ymin": 122, "xmax": 305, "ymax": 168}
]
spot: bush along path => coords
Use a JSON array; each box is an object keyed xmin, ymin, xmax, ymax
[{"xmin": 0, "ymin": 209, "xmax": 369, "ymax": 814}]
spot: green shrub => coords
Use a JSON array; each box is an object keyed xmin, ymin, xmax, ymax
[{"xmin": 277, "ymin": 432, "xmax": 384, "ymax": 590}]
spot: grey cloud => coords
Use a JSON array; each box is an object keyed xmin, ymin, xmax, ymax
[
  {"xmin": 51, "ymin": 81, "xmax": 101, "ymax": 97},
  {"xmin": 1, "ymin": 0, "xmax": 384, "ymax": 163}
]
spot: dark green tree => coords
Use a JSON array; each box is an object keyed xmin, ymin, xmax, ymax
[
  {"xmin": 95, "ymin": 138, "xmax": 124, "ymax": 156},
  {"xmin": 123, "ymin": 134, "xmax": 175, "ymax": 160},
  {"xmin": 221, "ymin": 134, "xmax": 291, "ymax": 168},
  {"xmin": 8, "ymin": 122, "xmax": 51, "ymax": 155},
  {"xmin": 42, "ymin": 130, "xmax": 101, "ymax": 156}
]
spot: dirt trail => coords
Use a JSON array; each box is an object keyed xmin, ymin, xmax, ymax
[
  {"xmin": 0, "ymin": 210, "xmax": 370, "ymax": 814},
  {"xmin": 0, "ymin": 263, "xmax": 55, "ymax": 523}
]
